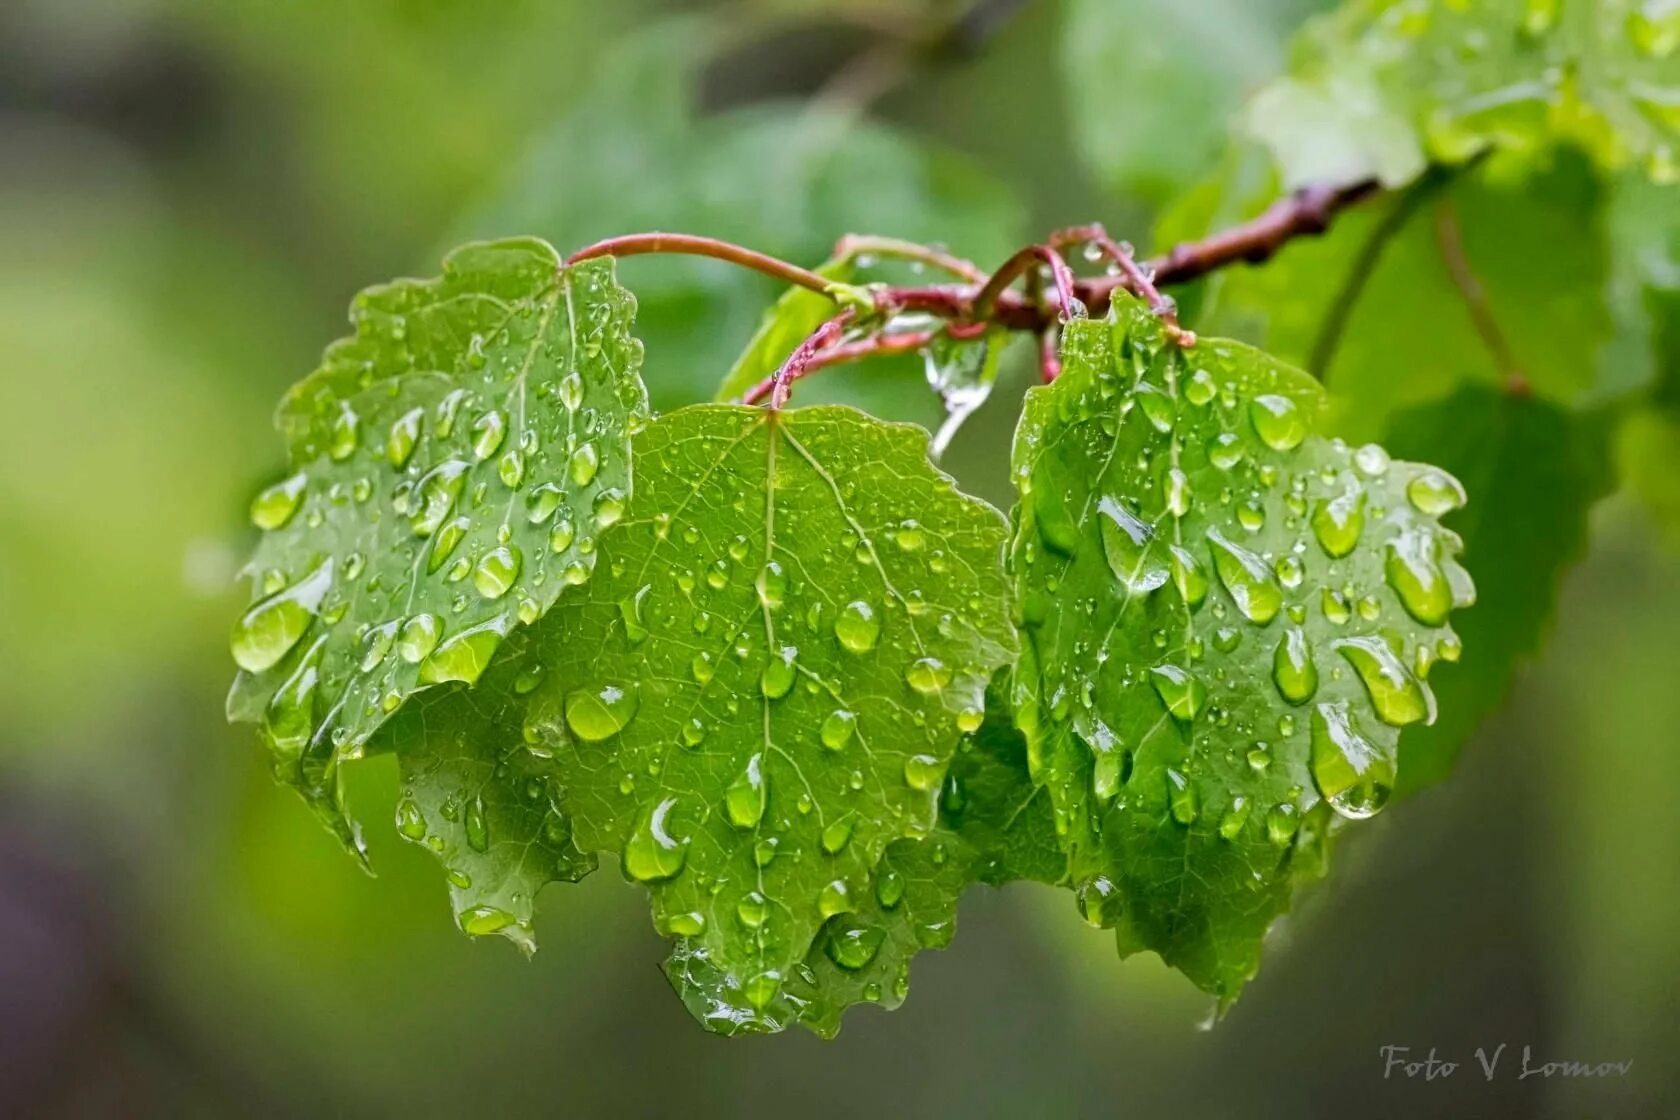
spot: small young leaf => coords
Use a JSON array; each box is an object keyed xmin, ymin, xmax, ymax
[
  {"xmin": 1385, "ymin": 385, "xmax": 1615, "ymax": 793},
  {"xmin": 227, "ymin": 242, "xmax": 647, "ymax": 853},
  {"xmin": 1009, "ymin": 298, "xmax": 1473, "ymax": 1001},
  {"xmin": 516, "ymin": 404, "xmax": 1017, "ymax": 1032}
]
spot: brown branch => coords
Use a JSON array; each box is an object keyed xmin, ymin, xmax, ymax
[
  {"xmin": 746, "ymin": 310, "xmax": 857, "ymax": 409},
  {"xmin": 567, "ymin": 233, "xmax": 837, "ymax": 298},
  {"xmin": 1053, "ymin": 224, "xmax": 1195, "ymax": 345},
  {"xmin": 970, "ymin": 244, "xmax": 1077, "ymax": 322}
]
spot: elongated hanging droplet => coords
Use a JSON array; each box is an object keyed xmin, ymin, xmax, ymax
[
  {"xmin": 1310, "ymin": 701, "xmax": 1395, "ymax": 820},
  {"xmin": 410, "ymin": 460, "xmax": 469, "ymax": 536},
  {"xmin": 387, "ymin": 408, "xmax": 424, "ymax": 468},
  {"xmin": 230, "ymin": 560, "xmax": 332, "ymax": 672},
  {"xmin": 1168, "ymin": 544, "xmax": 1207, "ymax": 608},
  {"xmin": 1385, "ymin": 527, "xmax": 1452, "ymax": 625},
  {"xmin": 1150, "ymin": 664, "xmax": 1206, "ymax": 723},
  {"xmin": 1311, "ymin": 491, "xmax": 1364, "ymax": 558},
  {"xmin": 1208, "ymin": 528, "xmax": 1282, "ymax": 624},
  {"xmin": 1334, "ymin": 635, "xmax": 1435, "ymax": 726},
  {"xmin": 1272, "ymin": 628, "xmax": 1318, "ymax": 705},
  {"xmin": 725, "ymin": 755, "xmax": 767, "ymax": 829},
  {"xmin": 1097, "ymin": 496, "xmax": 1167, "ymax": 593}
]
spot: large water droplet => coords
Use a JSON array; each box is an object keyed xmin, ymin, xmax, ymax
[
  {"xmin": 1334, "ymin": 636, "xmax": 1434, "ymax": 726},
  {"xmin": 263, "ymin": 637, "xmax": 324, "ymax": 754},
  {"xmin": 568, "ymin": 442, "xmax": 600, "ymax": 486},
  {"xmin": 760, "ymin": 646, "xmax": 798, "ymax": 699},
  {"xmin": 821, "ymin": 817, "xmax": 854, "ymax": 854},
  {"xmin": 473, "ymin": 544, "xmax": 522, "ymax": 599},
  {"xmin": 411, "ymin": 460, "xmax": 469, "ymax": 536},
  {"xmin": 736, "ymin": 890, "xmax": 769, "ymax": 929},
  {"xmin": 818, "ymin": 879, "xmax": 852, "ymax": 917},
  {"xmin": 821, "ymin": 709, "xmax": 856, "ymax": 750},
  {"xmin": 1168, "ymin": 544, "xmax": 1207, "ymax": 608},
  {"xmin": 725, "ymin": 755, "xmax": 768, "ymax": 829},
  {"xmin": 835, "ymin": 601, "xmax": 880, "ymax": 653},
  {"xmin": 1311, "ymin": 491, "xmax": 1365, "ymax": 558},
  {"xmin": 1385, "ymin": 527, "xmax": 1452, "ymax": 625},
  {"xmin": 563, "ymin": 683, "xmax": 639, "ymax": 741},
  {"xmin": 460, "ymin": 906, "xmax": 518, "ymax": 937},
  {"xmin": 825, "ymin": 921, "xmax": 883, "ymax": 970},
  {"xmin": 464, "ymin": 795, "xmax": 489, "ymax": 852},
  {"xmin": 625, "ymin": 797, "xmax": 688, "ymax": 881},
  {"xmin": 418, "ymin": 617, "xmax": 507, "ymax": 684},
  {"xmin": 875, "ymin": 869, "xmax": 905, "ymax": 909},
  {"xmin": 903, "ymin": 754, "xmax": 943, "ymax": 791},
  {"xmin": 1098, "ymin": 496, "xmax": 1167, "ymax": 593},
  {"xmin": 1272, "ymin": 627, "xmax": 1318, "ymax": 704},
  {"xmin": 230, "ymin": 560, "xmax": 332, "ymax": 672},
  {"xmin": 1406, "ymin": 469, "xmax": 1466, "ymax": 515},
  {"xmin": 470, "ymin": 410, "xmax": 507, "ymax": 460},
  {"xmin": 756, "ymin": 562, "xmax": 787, "ymax": 609},
  {"xmin": 1249, "ymin": 394, "xmax": 1306, "ymax": 450},
  {"xmin": 1165, "ymin": 768, "xmax": 1199, "ymax": 824},
  {"xmin": 328, "ymin": 402, "xmax": 360, "ymax": 461},
  {"xmin": 1208, "ymin": 528, "xmax": 1282, "ymax": 624},
  {"xmin": 387, "ymin": 408, "xmax": 424, "ymax": 468},
  {"xmin": 395, "ymin": 797, "xmax": 426, "ymax": 840},
  {"xmin": 1310, "ymin": 701, "xmax": 1394, "ymax": 819},
  {"xmin": 1150, "ymin": 664, "xmax": 1206, "ymax": 723},
  {"xmin": 398, "ymin": 613, "xmax": 442, "ymax": 664},
  {"xmin": 905, "ymin": 657, "xmax": 952, "ymax": 694},
  {"xmin": 250, "ymin": 472, "xmax": 307, "ymax": 530}
]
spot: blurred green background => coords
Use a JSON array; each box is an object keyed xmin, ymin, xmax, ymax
[{"xmin": 2, "ymin": 1, "xmax": 1675, "ymax": 1116}]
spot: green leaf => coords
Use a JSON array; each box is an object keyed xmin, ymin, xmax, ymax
[
  {"xmin": 1384, "ymin": 386, "xmax": 1614, "ymax": 793},
  {"xmin": 667, "ymin": 683, "xmax": 1063, "ymax": 1036},
  {"xmin": 376, "ymin": 630, "xmax": 597, "ymax": 951},
  {"xmin": 1009, "ymin": 299, "xmax": 1473, "ymax": 1001},
  {"xmin": 226, "ymin": 242, "xmax": 648, "ymax": 853},
  {"xmin": 1246, "ymin": 0, "xmax": 1680, "ymax": 188},
  {"xmin": 1061, "ymin": 0, "xmax": 1333, "ymax": 199},
  {"xmin": 516, "ymin": 404, "xmax": 1017, "ymax": 1031}
]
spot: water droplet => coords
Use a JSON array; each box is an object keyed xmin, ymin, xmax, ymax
[
  {"xmin": 1208, "ymin": 432, "xmax": 1245, "ymax": 471},
  {"xmin": 905, "ymin": 657, "xmax": 952, "ymax": 694},
  {"xmin": 328, "ymin": 402, "xmax": 360, "ymax": 461},
  {"xmin": 894, "ymin": 519, "xmax": 925, "ymax": 551},
  {"xmin": 1208, "ymin": 528, "xmax": 1282, "ymax": 624},
  {"xmin": 569, "ymin": 442, "xmax": 600, "ymax": 486},
  {"xmin": 563, "ymin": 683, "xmax": 638, "ymax": 741},
  {"xmin": 498, "ymin": 450, "xmax": 525, "ymax": 489},
  {"xmin": 619, "ymin": 585, "xmax": 651, "ymax": 645},
  {"xmin": 1353, "ymin": 443, "xmax": 1390, "ymax": 475},
  {"xmin": 1272, "ymin": 628, "xmax": 1318, "ymax": 704},
  {"xmin": 667, "ymin": 911, "xmax": 706, "ymax": 937},
  {"xmin": 1334, "ymin": 635, "xmax": 1434, "ymax": 726},
  {"xmin": 549, "ymin": 517, "xmax": 576, "ymax": 554},
  {"xmin": 819, "ymin": 879, "xmax": 852, "ymax": 917},
  {"xmin": 1165, "ymin": 768, "xmax": 1199, "ymax": 824},
  {"xmin": 1137, "ymin": 383, "xmax": 1175, "ymax": 432},
  {"xmin": 1310, "ymin": 701, "xmax": 1394, "ymax": 819},
  {"xmin": 1169, "ymin": 545, "xmax": 1208, "ymax": 608},
  {"xmin": 1098, "ymin": 497, "xmax": 1168, "ymax": 593},
  {"xmin": 470, "ymin": 410, "xmax": 507, "ymax": 460},
  {"xmin": 1150, "ymin": 664, "xmax": 1206, "ymax": 722},
  {"xmin": 821, "ymin": 709, "xmax": 856, "ymax": 750},
  {"xmin": 625, "ymin": 797, "xmax": 688, "ymax": 881},
  {"xmin": 464, "ymin": 795, "xmax": 489, "ymax": 852},
  {"xmin": 250, "ymin": 472, "xmax": 307, "ymax": 530},
  {"xmin": 903, "ymin": 754, "xmax": 943, "ymax": 791},
  {"xmin": 826, "ymin": 921, "xmax": 883, "ymax": 970},
  {"xmin": 410, "ymin": 460, "xmax": 469, "ymax": 536},
  {"xmin": 756, "ymin": 562, "xmax": 787, "ymax": 609},
  {"xmin": 1249, "ymin": 394, "xmax": 1306, "ymax": 450},
  {"xmin": 835, "ymin": 601, "xmax": 880, "ymax": 653},
  {"xmin": 1218, "ymin": 796, "xmax": 1250, "ymax": 840},
  {"xmin": 821, "ymin": 817, "xmax": 854, "ymax": 854},
  {"xmin": 472, "ymin": 545, "xmax": 522, "ymax": 599},
  {"xmin": 722, "ymin": 755, "xmax": 769, "ymax": 829},
  {"xmin": 395, "ymin": 798, "xmax": 426, "ymax": 840},
  {"xmin": 230, "ymin": 560, "xmax": 332, "ymax": 672},
  {"xmin": 419, "ymin": 617, "xmax": 507, "ymax": 684},
  {"xmin": 1266, "ymin": 803, "xmax": 1298, "ymax": 846},
  {"xmin": 592, "ymin": 488, "xmax": 626, "ymax": 528},
  {"xmin": 526, "ymin": 483, "xmax": 563, "ymax": 523},
  {"xmin": 397, "ymin": 613, "xmax": 442, "ymax": 664},
  {"xmin": 460, "ymin": 905, "xmax": 517, "ymax": 937},
  {"xmin": 760, "ymin": 647, "xmax": 797, "ymax": 698},
  {"xmin": 1076, "ymin": 875, "xmax": 1122, "ymax": 927},
  {"xmin": 387, "ymin": 408, "xmax": 424, "ymax": 468},
  {"xmin": 875, "ymin": 869, "xmax": 905, "ymax": 909},
  {"xmin": 1311, "ymin": 491, "xmax": 1365, "ymax": 557},
  {"xmin": 1406, "ymin": 469, "xmax": 1466, "ymax": 515},
  {"xmin": 690, "ymin": 652, "xmax": 714, "ymax": 684},
  {"xmin": 736, "ymin": 891, "xmax": 768, "ymax": 929},
  {"xmin": 1385, "ymin": 528, "xmax": 1452, "ymax": 625},
  {"xmin": 1186, "ymin": 368, "xmax": 1217, "ymax": 406},
  {"xmin": 744, "ymin": 971, "xmax": 781, "ymax": 1009}
]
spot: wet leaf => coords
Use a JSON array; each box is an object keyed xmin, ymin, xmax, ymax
[
  {"xmin": 1009, "ymin": 297, "xmax": 1472, "ymax": 1001},
  {"xmin": 518, "ymin": 404, "xmax": 1017, "ymax": 1032},
  {"xmin": 227, "ymin": 241, "xmax": 647, "ymax": 854}
]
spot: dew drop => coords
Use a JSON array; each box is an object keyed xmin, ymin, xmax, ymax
[
  {"xmin": 903, "ymin": 754, "xmax": 943, "ymax": 791},
  {"xmin": 821, "ymin": 709, "xmax": 857, "ymax": 750},
  {"xmin": 473, "ymin": 545, "xmax": 522, "ymax": 599},
  {"xmin": 250, "ymin": 472, "xmax": 307, "ymax": 530},
  {"xmin": 418, "ymin": 617, "xmax": 507, "ymax": 684},
  {"xmin": 563, "ymin": 683, "xmax": 639, "ymax": 741},
  {"xmin": 229, "ymin": 561, "xmax": 333, "ymax": 672},
  {"xmin": 625, "ymin": 797, "xmax": 688, "ymax": 881},
  {"xmin": 760, "ymin": 646, "xmax": 798, "ymax": 699},
  {"xmin": 1165, "ymin": 768, "xmax": 1199, "ymax": 824},
  {"xmin": 725, "ymin": 755, "xmax": 767, "ymax": 829},
  {"xmin": 1385, "ymin": 528, "xmax": 1452, "ymax": 625},
  {"xmin": 1334, "ymin": 635, "xmax": 1434, "ymax": 726},
  {"xmin": 905, "ymin": 657, "xmax": 952, "ymax": 694},
  {"xmin": 1098, "ymin": 496, "xmax": 1168, "ymax": 593},
  {"xmin": 387, "ymin": 408, "xmax": 424, "ymax": 468},
  {"xmin": 568, "ymin": 442, "xmax": 600, "ymax": 486},
  {"xmin": 835, "ymin": 601, "xmax": 880, "ymax": 653},
  {"xmin": 410, "ymin": 460, "xmax": 469, "ymax": 536},
  {"xmin": 1406, "ymin": 469, "xmax": 1466, "ymax": 515},
  {"xmin": 1150, "ymin": 664, "xmax": 1206, "ymax": 722},
  {"xmin": 1310, "ymin": 701, "xmax": 1394, "ymax": 819},
  {"xmin": 1249, "ymin": 394, "xmax": 1305, "ymax": 450},
  {"xmin": 1272, "ymin": 628, "xmax": 1318, "ymax": 704},
  {"xmin": 1208, "ymin": 528, "xmax": 1282, "ymax": 624},
  {"xmin": 825, "ymin": 921, "xmax": 883, "ymax": 970}
]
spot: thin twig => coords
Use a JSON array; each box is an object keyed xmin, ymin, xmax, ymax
[
  {"xmin": 832, "ymin": 234, "xmax": 988, "ymax": 282},
  {"xmin": 1433, "ymin": 198, "xmax": 1529, "ymax": 395},
  {"xmin": 1307, "ymin": 173, "xmax": 1447, "ymax": 380},
  {"xmin": 748, "ymin": 310, "xmax": 857, "ymax": 409},
  {"xmin": 970, "ymin": 244, "xmax": 1077, "ymax": 322},
  {"xmin": 567, "ymin": 233, "xmax": 837, "ymax": 298},
  {"xmin": 1053, "ymin": 224, "xmax": 1196, "ymax": 345}
]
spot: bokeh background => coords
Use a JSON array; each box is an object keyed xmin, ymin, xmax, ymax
[{"xmin": 2, "ymin": 1, "xmax": 1675, "ymax": 1116}]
